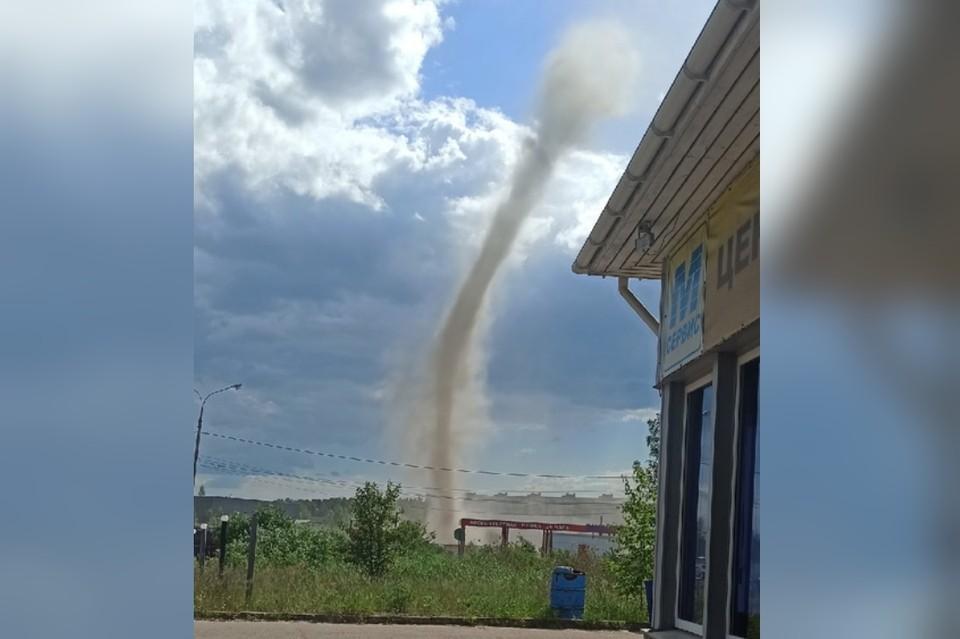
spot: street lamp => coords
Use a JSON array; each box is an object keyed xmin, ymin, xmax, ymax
[{"xmin": 193, "ymin": 383, "xmax": 242, "ymax": 487}]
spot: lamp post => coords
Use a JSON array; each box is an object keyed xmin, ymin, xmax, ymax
[
  {"xmin": 218, "ymin": 515, "xmax": 229, "ymax": 577},
  {"xmin": 199, "ymin": 523, "xmax": 208, "ymax": 573},
  {"xmin": 193, "ymin": 383, "xmax": 241, "ymax": 488}
]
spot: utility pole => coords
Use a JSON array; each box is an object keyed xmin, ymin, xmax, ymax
[{"xmin": 193, "ymin": 384, "xmax": 242, "ymax": 487}]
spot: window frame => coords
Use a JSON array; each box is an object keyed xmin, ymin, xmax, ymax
[
  {"xmin": 675, "ymin": 372, "xmax": 716, "ymax": 636},
  {"xmin": 725, "ymin": 347, "xmax": 760, "ymax": 639}
]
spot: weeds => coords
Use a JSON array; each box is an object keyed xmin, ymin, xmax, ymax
[
  {"xmin": 195, "ymin": 542, "xmax": 646, "ymax": 622},
  {"xmin": 196, "ymin": 499, "xmax": 645, "ymax": 623}
]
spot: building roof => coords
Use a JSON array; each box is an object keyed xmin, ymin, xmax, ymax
[{"xmin": 572, "ymin": 0, "xmax": 759, "ymax": 279}]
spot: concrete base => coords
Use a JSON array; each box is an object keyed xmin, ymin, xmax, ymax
[
  {"xmin": 198, "ymin": 611, "xmax": 648, "ymax": 633},
  {"xmin": 644, "ymin": 630, "xmax": 699, "ymax": 639}
]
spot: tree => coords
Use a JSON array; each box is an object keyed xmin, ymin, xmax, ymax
[
  {"xmin": 609, "ymin": 412, "xmax": 660, "ymax": 599},
  {"xmin": 610, "ymin": 460, "xmax": 658, "ymax": 597},
  {"xmin": 343, "ymin": 481, "xmax": 403, "ymax": 576},
  {"xmin": 198, "ymin": 484, "xmax": 206, "ymax": 497},
  {"xmin": 646, "ymin": 413, "xmax": 661, "ymax": 477}
]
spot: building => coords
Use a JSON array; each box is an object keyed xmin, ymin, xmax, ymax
[{"xmin": 572, "ymin": 2, "xmax": 759, "ymax": 638}]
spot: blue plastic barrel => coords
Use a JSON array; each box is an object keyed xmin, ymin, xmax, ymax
[{"xmin": 550, "ymin": 566, "xmax": 586, "ymax": 619}]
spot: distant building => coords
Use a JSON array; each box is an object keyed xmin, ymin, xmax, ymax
[{"xmin": 573, "ymin": 2, "xmax": 759, "ymax": 638}]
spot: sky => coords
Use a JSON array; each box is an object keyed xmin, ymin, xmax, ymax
[{"xmin": 192, "ymin": 0, "xmax": 716, "ymax": 509}]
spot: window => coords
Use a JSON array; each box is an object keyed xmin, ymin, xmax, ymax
[
  {"xmin": 730, "ymin": 357, "xmax": 759, "ymax": 638},
  {"xmin": 677, "ymin": 382, "xmax": 714, "ymax": 630}
]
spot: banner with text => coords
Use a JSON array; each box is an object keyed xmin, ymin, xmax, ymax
[
  {"xmin": 660, "ymin": 225, "xmax": 706, "ymax": 378},
  {"xmin": 704, "ymin": 165, "xmax": 760, "ymax": 350}
]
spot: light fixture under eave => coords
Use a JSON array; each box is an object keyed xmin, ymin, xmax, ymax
[{"xmin": 635, "ymin": 221, "xmax": 655, "ymax": 252}]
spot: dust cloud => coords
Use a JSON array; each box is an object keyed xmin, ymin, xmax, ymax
[{"xmin": 413, "ymin": 22, "xmax": 640, "ymax": 536}]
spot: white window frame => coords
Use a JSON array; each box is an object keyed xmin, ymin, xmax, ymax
[
  {"xmin": 725, "ymin": 347, "xmax": 760, "ymax": 639},
  {"xmin": 675, "ymin": 371, "xmax": 716, "ymax": 637}
]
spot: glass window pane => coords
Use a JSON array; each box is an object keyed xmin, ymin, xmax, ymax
[{"xmin": 678, "ymin": 383, "xmax": 714, "ymax": 626}]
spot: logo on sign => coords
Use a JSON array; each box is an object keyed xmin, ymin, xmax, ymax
[{"xmin": 665, "ymin": 244, "xmax": 703, "ymax": 355}]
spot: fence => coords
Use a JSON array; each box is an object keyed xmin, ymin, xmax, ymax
[{"xmin": 194, "ymin": 515, "xmax": 258, "ymax": 604}]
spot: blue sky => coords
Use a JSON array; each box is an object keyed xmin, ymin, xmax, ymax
[{"xmin": 193, "ymin": 0, "xmax": 715, "ymax": 509}]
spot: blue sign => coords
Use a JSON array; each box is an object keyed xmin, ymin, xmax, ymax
[{"xmin": 661, "ymin": 231, "xmax": 705, "ymax": 377}]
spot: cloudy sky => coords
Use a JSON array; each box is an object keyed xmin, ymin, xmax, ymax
[{"xmin": 193, "ymin": 0, "xmax": 715, "ymax": 506}]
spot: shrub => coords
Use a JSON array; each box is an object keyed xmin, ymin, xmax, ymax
[
  {"xmin": 343, "ymin": 482, "xmax": 402, "ymax": 577},
  {"xmin": 394, "ymin": 518, "xmax": 435, "ymax": 555},
  {"xmin": 221, "ymin": 507, "xmax": 346, "ymax": 568}
]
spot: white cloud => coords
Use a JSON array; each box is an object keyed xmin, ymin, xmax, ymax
[
  {"xmin": 549, "ymin": 150, "xmax": 626, "ymax": 252},
  {"xmin": 195, "ymin": 0, "xmax": 444, "ymax": 111},
  {"xmin": 618, "ymin": 407, "xmax": 659, "ymax": 423},
  {"xmin": 194, "ymin": 0, "xmax": 446, "ymax": 209},
  {"xmin": 194, "ymin": 0, "xmax": 624, "ymax": 255},
  {"xmin": 236, "ymin": 388, "xmax": 282, "ymax": 417}
]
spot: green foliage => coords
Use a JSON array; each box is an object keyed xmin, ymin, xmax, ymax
[
  {"xmin": 257, "ymin": 523, "xmax": 345, "ymax": 568},
  {"xmin": 221, "ymin": 506, "xmax": 347, "ymax": 569},
  {"xmin": 610, "ymin": 460, "xmax": 657, "ymax": 598},
  {"xmin": 646, "ymin": 413, "xmax": 661, "ymax": 476},
  {"xmin": 193, "ymin": 486, "xmax": 649, "ymax": 623},
  {"xmin": 216, "ymin": 493, "xmax": 435, "ymax": 576},
  {"xmin": 609, "ymin": 412, "xmax": 660, "ymax": 602},
  {"xmin": 343, "ymin": 482, "xmax": 403, "ymax": 576},
  {"xmin": 195, "ymin": 544, "xmax": 645, "ymax": 623},
  {"xmin": 393, "ymin": 518, "xmax": 435, "ymax": 555},
  {"xmin": 383, "ymin": 582, "xmax": 413, "ymax": 613},
  {"xmin": 195, "ymin": 496, "xmax": 356, "ymax": 528}
]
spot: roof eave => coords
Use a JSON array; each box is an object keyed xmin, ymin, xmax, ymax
[{"xmin": 572, "ymin": 0, "xmax": 758, "ymax": 279}]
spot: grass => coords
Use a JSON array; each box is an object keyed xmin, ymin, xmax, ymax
[{"xmin": 195, "ymin": 545, "xmax": 647, "ymax": 623}]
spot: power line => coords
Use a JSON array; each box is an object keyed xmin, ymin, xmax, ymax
[
  {"xmin": 200, "ymin": 453, "xmax": 624, "ymax": 499},
  {"xmin": 199, "ymin": 456, "xmax": 625, "ymax": 508},
  {"xmin": 200, "ymin": 429, "xmax": 628, "ymax": 481},
  {"xmin": 198, "ymin": 456, "xmax": 624, "ymax": 513},
  {"xmin": 198, "ymin": 464, "xmax": 621, "ymax": 519}
]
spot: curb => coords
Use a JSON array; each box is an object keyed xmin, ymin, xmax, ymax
[{"xmin": 196, "ymin": 610, "xmax": 649, "ymax": 632}]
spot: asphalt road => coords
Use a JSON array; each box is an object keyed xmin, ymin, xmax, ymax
[{"xmin": 195, "ymin": 621, "xmax": 641, "ymax": 638}]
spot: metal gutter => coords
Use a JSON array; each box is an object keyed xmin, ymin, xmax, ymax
[{"xmin": 618, "ymin": 277, "xmax": 659, "ymax": 336}]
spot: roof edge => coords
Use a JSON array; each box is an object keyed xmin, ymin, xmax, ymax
[{"xmin": 572, "ymin": 0, "xmax": 758, "ymax": 278}]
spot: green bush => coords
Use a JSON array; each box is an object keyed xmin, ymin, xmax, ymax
[
  {"xmin": 221, "ymin": 506, "xmax": 347, "ymax": 569},
  {"xmin": 609, "ymin": 414, "xmax": 660, "ymax": 600},
  {"xmin": 609, "ymin": 460, "xmax": 657, "ymax": 598},
  {"xmin": 394, "ymin": 518, "xmax": 436, "ymax": 555},
  {"xmin": 343, "ymin": 482, "xmax": 401, "ymax": 576},
  {"xmin": 342, "ymin": 482, "xmax": 435, "ymax": 576}
]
